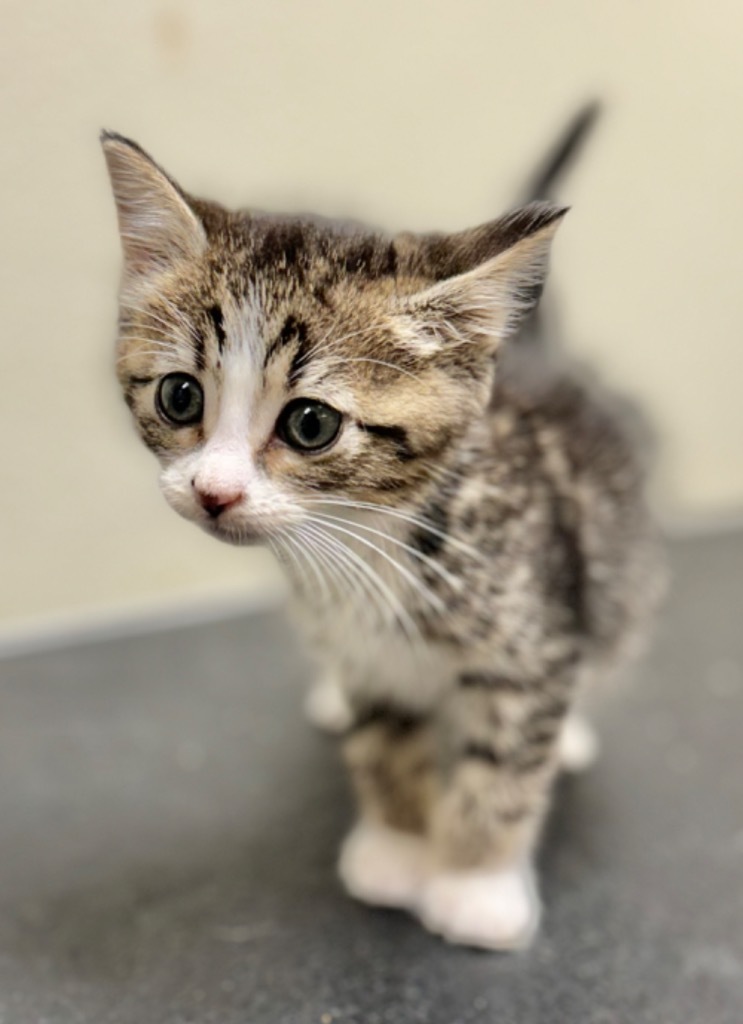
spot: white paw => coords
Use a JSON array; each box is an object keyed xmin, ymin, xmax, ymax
[
  {"xmin": 338, "ymin": 821, "xmax": 430, "ymax": 911},
  {"xmin": 417, "ymin": 864, "xmax": 540, "ymax": 950},
  {"xmin": 558, "ymin": 713, "xmax": 599, "ymax": 773},
  {"xmin": 304, "ymin": 673, "xmax": 353, "ymax": 734}
]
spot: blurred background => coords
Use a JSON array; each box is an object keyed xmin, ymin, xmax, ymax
[{"xmin": 2, "ymin": 0, "xmax": 742, "ymax": 643}]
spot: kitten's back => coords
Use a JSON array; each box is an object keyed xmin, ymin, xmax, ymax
[{"xmin": 494, "ymin": 342, "xmax": 666, "ymax": 665}]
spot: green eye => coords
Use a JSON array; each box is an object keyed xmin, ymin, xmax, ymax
[
  {"xmin": 277, "ymin": 399, "xmax": 342, "ymax": 452},
  {"xmin": 156, "ymin": 373, "xmax": 204, "ymax": 426}
]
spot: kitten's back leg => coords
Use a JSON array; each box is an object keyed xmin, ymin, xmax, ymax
[
  {"xmin": 558, "ymin": 712, "xmax": 599, "ymax": 772},
  {"xmin": 304, "ymin": 667, "xmax": 354, "ymax": 734}
]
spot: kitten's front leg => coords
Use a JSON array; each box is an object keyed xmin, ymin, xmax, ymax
[
  {"xmin": 418, "ymin": 670, "xmax": 573, "ymax": 950},
  {"xmin": 338, "ymin": 704, "xmax": 436, "ymax": 910}
]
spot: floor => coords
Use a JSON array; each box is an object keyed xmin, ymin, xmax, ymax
[{"xmin": 0, "ymin": 531, "xmax": 741, "ymax": 1023}]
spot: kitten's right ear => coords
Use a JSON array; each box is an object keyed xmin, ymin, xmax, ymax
[{"xmin": 100, "ymin": 131, "xmax": 206, "ymax": 280}]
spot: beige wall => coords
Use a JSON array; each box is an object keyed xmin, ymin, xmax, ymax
[{"xmin": 2, "ymin": 0, "xmax": 742, "ymax": 632}]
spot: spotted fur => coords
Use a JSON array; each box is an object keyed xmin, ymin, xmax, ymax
[{"xmin": 102, "ymin": 123, "xmax": 664, "ymax": 949}]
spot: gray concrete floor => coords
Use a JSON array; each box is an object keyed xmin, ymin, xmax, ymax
[{"xmin": 0, "ymin": 531, "xmax": 742, "ymax": 1023}]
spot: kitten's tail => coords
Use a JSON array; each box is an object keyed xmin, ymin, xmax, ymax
[
  {"xmin": 521, "ymin": 101, "xmax": 601, "ymax": 204},
  {"xmin": 510, "ymin": 102, "xmax": 600, "ymax": 352}
]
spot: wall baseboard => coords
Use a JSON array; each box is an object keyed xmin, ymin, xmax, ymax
[
  {"xmin": 659, "ymin": 508, "xmax": 743, "ymax": 539},
  {"xmin": 0, "ymin": 583, "xmax": 286, "ymax": 662}
]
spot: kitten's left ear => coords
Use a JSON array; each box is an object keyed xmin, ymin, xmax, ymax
[
  {"xmin": 396, "ymin": 202, "xmax": 567, "ymax": 354},
  {"xmin": 100, "ymin": 131, "xmax": 206, "ymax": 282}
]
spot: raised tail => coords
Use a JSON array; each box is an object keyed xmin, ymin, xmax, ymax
[
  {"xmin": 510, "ymin": 101, "xmax": 600, "ymax": 351},
  {"xmin": 521, "ymin": 101, "xmax": 601, "ymax": 204}
]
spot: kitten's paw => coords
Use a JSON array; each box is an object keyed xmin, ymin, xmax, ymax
[
  {"xmin": 558, "ymin": 713, "xmax": 599, "ymax": 773},
  {"xmin": 304, "ymin": 673, "xmax": 353, "ymax": 734},
  {"xmin": 338, "ymin": 822, "xmax": 429, "ymax": 911},
  {"xmin": 417, "ymin": 864, "xmax": 540, "ymax": 951}
]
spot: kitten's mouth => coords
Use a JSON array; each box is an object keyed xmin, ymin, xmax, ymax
[{"xmin": 202, "ymin": 518, "xmax": 263, "ymax": 546}]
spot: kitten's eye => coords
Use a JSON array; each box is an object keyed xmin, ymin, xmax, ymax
[
  {"xmin": 156, "ymin": 373, "xmax": 204, "ymax": 426},
  {"xmin": 277, "ymin": 399, "xmax": 342, "ymax": 452}
]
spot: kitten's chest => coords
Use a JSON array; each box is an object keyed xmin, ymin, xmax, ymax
[
  {"xmin": 330, "ymin": 614, "xmax": 457, "ymax": 710},
  {"xmin": 285, "ymin": 505, "xmax": 482, "ymax": 704},
  {"xmin": 293, "ymin": 585, "xmax": 458, "ymax": 711}
]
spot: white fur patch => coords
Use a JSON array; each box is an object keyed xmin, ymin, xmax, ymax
[
  {"xmin": 417, "ymin": 863, "xmax": 540, "ymax": 951},
  {"xmin": 338, "ymin": 821, "xmax": 430, "ymax": 911},
  {"xmin": 558, "ymin": 713, "xmax": 599, "ymax": 772},
  {"xmin": 304, "ymin": 671, "xmax": 353, "ymax": 734}
]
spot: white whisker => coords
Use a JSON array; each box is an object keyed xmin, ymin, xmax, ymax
[
  {"xmin": 293, "ymin": 524, "xmax": 385, "ymax": 649},
  {"xmin": 303, "ymin": 515, "xmax": 446, "ymax": 617},
  {"xmin": 281, "ymin": 530, "xmax": 333, "ymax": 607},
  {"xmin": 299, "ymin": 497, "xmax": 484, "ymax": 563},
  {"xmin": 308, "ymin": 510, "xmax": 461, "ymax": 592},
  {"xmin": 300, "ymin": 520, "xmax": 423, "ymax": 649},
  {"xmin": 298, "ymin": 522, "xmax": 389, "ymax": 627}
]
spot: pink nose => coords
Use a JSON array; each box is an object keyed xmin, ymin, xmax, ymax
[{"xmin": 192, "ymin": 480, "xmax": 244, "ymax": 519}]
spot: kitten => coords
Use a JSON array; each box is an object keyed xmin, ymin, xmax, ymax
[{"xmin": 101, "ymin": 116, "xmax": 663, "ymax": 950}]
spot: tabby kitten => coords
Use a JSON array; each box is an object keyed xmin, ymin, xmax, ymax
[{"xmin": 101, "ymin": 130, "xmax": 662, "ymax": 950}]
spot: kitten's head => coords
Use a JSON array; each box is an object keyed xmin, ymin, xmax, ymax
[{"xmin": 102, "ymin": 132, "xmax": 565, "ymax": 545}]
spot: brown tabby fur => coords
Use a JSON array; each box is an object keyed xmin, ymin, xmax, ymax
[{"xmin": 102, "ymin": 123, "xmax": 664, "ymax": 946}]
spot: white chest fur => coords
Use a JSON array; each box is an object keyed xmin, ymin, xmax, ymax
[{"xmin": 294, "ymin": 593, "xmax": 457, "ymax": 713}]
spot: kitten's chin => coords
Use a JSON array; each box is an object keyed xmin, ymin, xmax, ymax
[{"xmin": 202, "ymin": 520, "xmax": 264, "ymax": 547}]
